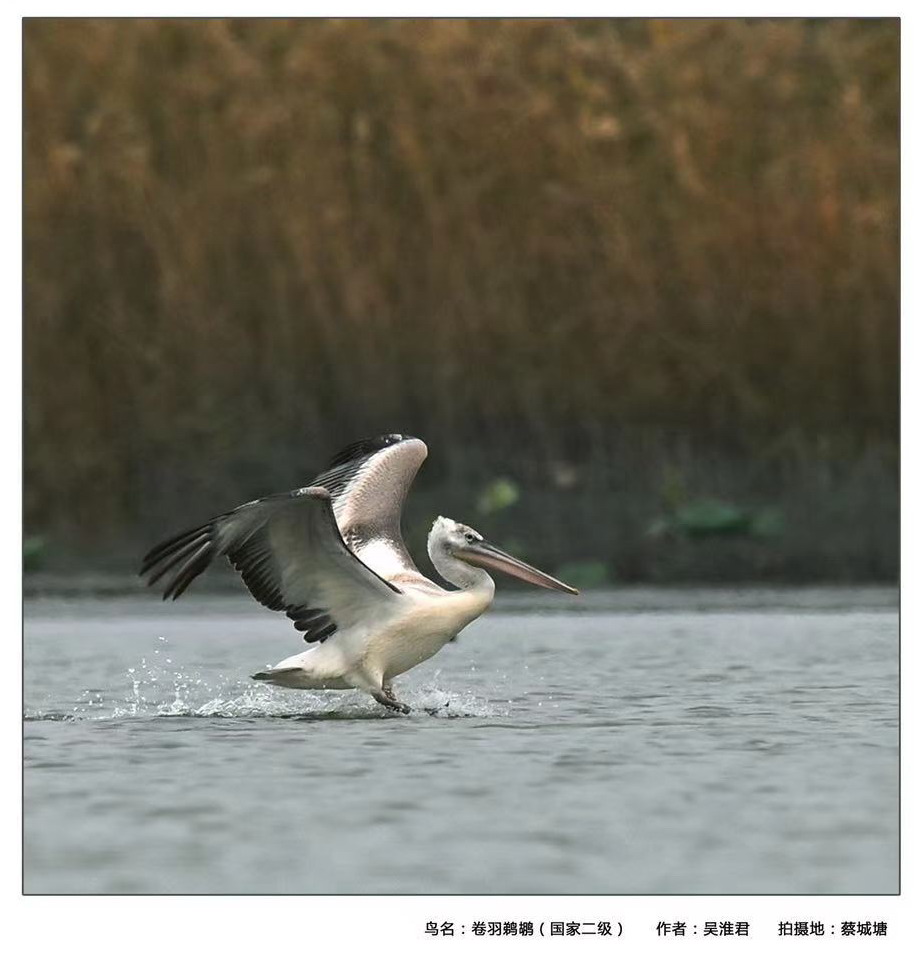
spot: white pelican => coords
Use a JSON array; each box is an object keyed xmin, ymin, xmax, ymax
[{"xmin": 141, "ymin": 434, "xmax": 578, "ymax": 713}]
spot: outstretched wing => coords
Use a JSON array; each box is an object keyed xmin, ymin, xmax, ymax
[
  {"xmin": 310, "ymin": 434, "xmax": 428, "ymax": 584},
  {"xmin": 140, "ymin": 486, "xmax": 400, "ymax": 642}
]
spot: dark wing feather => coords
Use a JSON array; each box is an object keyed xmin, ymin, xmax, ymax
[
  {"xmin": 141, "ymin": 487, "xmax": 400, "ymax": 642},
  {"xmin": 140, "ymin": 525, "xmax": 215, "ymax": 600}
]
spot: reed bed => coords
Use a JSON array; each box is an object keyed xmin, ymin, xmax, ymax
[{"xmin": 24, "ymin": 19, "xmax": 898, "ymax": 578}]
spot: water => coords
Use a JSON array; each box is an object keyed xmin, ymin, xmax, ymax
[{"xmin": 24, "ymin": 587, "xmax": 898, "ymax": 894}]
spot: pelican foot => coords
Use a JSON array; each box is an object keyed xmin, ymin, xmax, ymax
[{"xmin": 372, "ymin": 690, "xmax": 411, "ymax": 714}]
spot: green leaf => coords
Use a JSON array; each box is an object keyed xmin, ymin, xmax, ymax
[
  {"xmin": 673, "ymin": 500, "xmax": 751, "ymax": 538},
  {"xmin": 660, "ymin": 466, "xmax": 687, "ymax": 510},
  {"xmin": 554, "ymin": 560, "xmax": 611, "ymax": 589},
  {"xmin": 477, "ymin": 477, "xmax": 520, "ymax": 515},
  {"xmin": 24, "ymin": 536, "xmax": 47, "ymax": 572},
  {"xmin": 750, "ymin": 507, "xmax": 785, "ymax": 539}
]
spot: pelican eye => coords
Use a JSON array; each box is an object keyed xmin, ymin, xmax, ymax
[{"xmin": 464, "ymin": 532, "xmax": 477, "ymax": 544}]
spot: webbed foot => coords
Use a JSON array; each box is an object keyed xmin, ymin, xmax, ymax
[{"xmin": 372, "ymin": 689, "xmax": 411, "ymax": 714}]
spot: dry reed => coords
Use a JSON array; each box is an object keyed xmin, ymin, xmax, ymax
[{"xmin": 24, "ymin": 19, "xmax": 898, "ymax": 575}]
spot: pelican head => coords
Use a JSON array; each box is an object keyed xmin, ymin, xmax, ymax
[{"xmin": 428, "ymin": 516, "xmax": 579, "ymax": 595}]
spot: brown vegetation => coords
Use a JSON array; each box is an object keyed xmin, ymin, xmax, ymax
[{"xmin": 24, "ymin": 19, "xmax": 898, "ymax": 578}]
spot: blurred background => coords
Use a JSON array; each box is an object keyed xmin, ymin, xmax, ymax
[{"xmin": 24, "ymin": 18, "xmax": 899, "ymax": 586}]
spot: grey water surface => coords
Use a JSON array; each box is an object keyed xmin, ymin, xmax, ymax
[{"xmin": 24, "ymin": 587, "xmax": 898, "ymax": 894}]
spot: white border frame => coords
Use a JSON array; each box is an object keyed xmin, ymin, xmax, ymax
[{"xmin": 7, "ymin": 6, "xmax": 910, "ymax": 954}]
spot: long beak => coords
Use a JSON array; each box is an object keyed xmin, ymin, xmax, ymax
[{"xmin": 456, "ymin": 541, "xmax": 579, "ymax": 595}]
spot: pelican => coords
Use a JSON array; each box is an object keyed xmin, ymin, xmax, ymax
[{"xmin": 140, "ymin": 434, "xmax": 578, "ymax": 713}]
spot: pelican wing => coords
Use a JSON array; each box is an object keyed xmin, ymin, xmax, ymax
[
  {"xmin": 141, "ymin": 487, "xmax": 400, "ymax": 642},
  {"xmin": 310, "ymin": 434, "xmax": 428, "ymax": 583}
]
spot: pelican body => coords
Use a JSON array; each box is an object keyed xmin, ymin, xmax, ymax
[{"xmin": 141, "ymin": 434, "xmax": 577, "ymax": 712}]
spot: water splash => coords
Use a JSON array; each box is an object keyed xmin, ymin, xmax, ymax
[{"xmin": 26, "ymin": 636, "xmax": 506, "ymax": 722}]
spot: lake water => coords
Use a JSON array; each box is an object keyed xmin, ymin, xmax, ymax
[{"xmin": 24, "ymin": 587, "xmax": 898, "ymax": 894}]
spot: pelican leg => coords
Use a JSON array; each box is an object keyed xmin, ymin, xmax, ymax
[
  {"xmin": 348, "ymin": 670, "xmax": 411, "ymax": 714},
  {"xmin": 372, "ymin": 687, "xmax": 411, "ymax": 714}
]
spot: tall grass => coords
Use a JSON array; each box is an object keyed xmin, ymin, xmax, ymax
[{"xmin": 24, "ymin": 19, "xmax": 899, "ymax": 573}]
